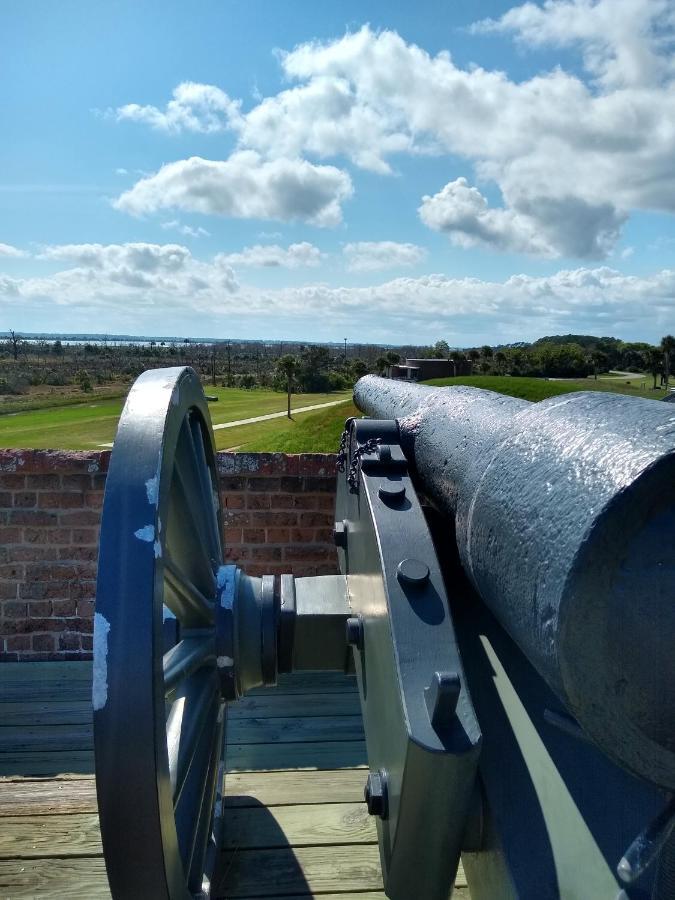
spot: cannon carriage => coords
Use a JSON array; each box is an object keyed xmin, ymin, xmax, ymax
[{"xmin": 93, "ymin": 367, "xmax": 675, "ymax": 900}]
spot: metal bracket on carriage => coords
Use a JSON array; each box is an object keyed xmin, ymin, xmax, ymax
[{"xmin": 213, "ymin": 566, "xmax": 351, "ymax": 701}]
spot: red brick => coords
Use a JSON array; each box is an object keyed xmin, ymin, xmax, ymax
[
  {"xmin": 2, "ymin": 601, "xmax": 27, "ymax": 617},
  {"xmin": 302, "ymin": 477, "xmax": 335, "ymax": 493},
  {"xmin": 71, "ymin": 527, "xmax": 98, "ymax": 545},
  {"xmin": 28, "ymin": 600, "xmax": 52, "ymax": 616},
  {"xmin": 224, "ymin": 527, "xmax": 242, "ymax": 544},
  {"xmin": 20, "ymin": 581, "xmax": 70, "ymax": 601},
  {"xmin": 298, "ymin": 512, "xmax": 333, "ymax": 528},
  {"xmin": 69, "ymin": 581, "xmax": 96, "ymax": 600},
  {"xmin": 0, "ymin": 563, "xmax": 23, "ymax": 580},
  {"xmin": 242, "ymin": 528, "xmax": 266, "ymax": 544},
  {"xmin": 291, "ymin": 495, "xmax": 319, "ymax": 510},
  {"xmin": 314, "ymin": 528, "xmax": 335, "ymax": 543},
  {"xmin": 58, "ymin": 546, "xmax": 97, "ymax": 562},
  {"xmin": 32, "ymin": 633, "xmax": 55, "ymax": 652},
  {"xmin": 84, "ymin": 491, "xmax": 104, "ymax": 510},
  {"xmin": 0, "ymin": 475, "xmax": 26, "ymax": 489},
  {"xmin": 0, "ymin": 492, "xmax": 12, "ymax": 508},
  {"xmin": 0, "ymin": 581, "xmax": 18, "ymax": 600},
  {"xmin": 246, "ymin": 477, "xmax": 281, "ymax": 493},
  {"xmin": 52, "ymin": 599, "xmax": 77, "ymax": 617},
  {"xmin": 25, "ymin": 474, "xmax": 60, "ymax": 489},
  {"xmin": 13, "ymin": 492, "xmax": 37, "ymax": 508},
  {"xmin": 222, "ymin": 510, "xmax": 248, "ymax": 526},
  {"xmin": 317, "ymin": 496, "xmax": 335, "ymax": 511},
  {"xmin": 82, "ymin": 634, "xmax": 93, "ymax": 651},
  {"xmin": 7, "ymin": 546, "xmax": 52, "ymax": 562},
  {"xmin": 76, "ymin": 599, "xmax": 95, "ymax": 618},
  {"xmin": 249, "ymin": 511, "xmax": 297, "ymax": 527},
  {"xmin": 6, "ymin": 635, "xmax": 31, "ymax": 651},
  {"xmin": 284, "ymin": 546, "xmax": 331, "ymax": 561},
  {"xmin": 58, "ymin": 632, "xmax": 81, "ymax": 651},
  {"xmin": 38, "ymin": 491, "xmax": 85, "ymax": 510},
  {"xmin": 290, "ymin": 528, "xmax": 316, "ymax": 544},
  {"xmin": 58, "ymin": 510, "xmax": 100, "ymax": 525},
  {"xmin": 266, "ymin": 528, "xmax": 290, "ymax": 543},
  {"xmin": 246, "ymin": 493, "xmax": 271, "ymax": 510},
  {"xmin": 224, "ymin": 494, "xmax": 245, "ymax": 509},
  {"xmin": 225, "ymin": 546, "xmax": 249, "ymax": 561},
  {"xmin": 271, "ymin": 494, "xmax": 295, "ymax": 509},
  {"xmin": 61, "ymin": 474, "xmax": 93, "ymax": 490},
  {"xmin": 9, "ymin": 509, "xmax": 58, "ymax": 527},
  {"xmin": 0, "ymin": 527, "xmax": 21, "ymax": 543},
  {"xmin": 251, "ymin": 546, "xmax": 282, "ymax": 561}
]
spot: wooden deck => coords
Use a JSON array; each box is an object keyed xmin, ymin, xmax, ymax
[{"xmin": 0, "ymin": 662, "xmax": 469, "ymax": 899}]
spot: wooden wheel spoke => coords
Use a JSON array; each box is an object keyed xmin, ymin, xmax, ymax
[
  {"xmin": 163, "ymin": 557, "xmax": 214, "ymax": 628},
  {"xmin": 168, "ymin": 670, "xmax": 218, "ymax": 805}
]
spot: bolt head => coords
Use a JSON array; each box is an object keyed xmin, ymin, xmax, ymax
[
  {"xmin": 345, "ymin": 616, "xmax": 363, "ymax": 649},
  {"xmin": 396, "ymin": 558, "xmax": 430, "ymax": 586},
  {"xmin": 364, "ymin": 770, "xmax": 388, "ymax": 819},
  {"xmin": 333, "ymin": 520, "xmax": 347, "ymax": 548}
]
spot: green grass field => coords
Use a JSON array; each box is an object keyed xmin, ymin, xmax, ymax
[
  {"xmin": 423, "ymin": 373, "xmax": 665, "ymax": 401},
  {"xmin": 0, "ymin": 388, "xmax": 351, "ymax": 451},
  {"xmin": 0, "ymin": 372, "xmax": 668, "ymax": 452}
]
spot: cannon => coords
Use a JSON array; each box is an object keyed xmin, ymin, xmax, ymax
[{"xmin": 93, "ymin": 367, "xmax": 675, "ymax": 900}]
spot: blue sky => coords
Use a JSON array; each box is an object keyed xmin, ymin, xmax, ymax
[{"xmin": 1, "ymin": 0, "xmax": 674, "ymax": 345}]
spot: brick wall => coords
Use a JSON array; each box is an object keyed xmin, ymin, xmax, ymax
[{"xmin": 0, "ymin": 450, "xmax": 338, "ymax": 662}]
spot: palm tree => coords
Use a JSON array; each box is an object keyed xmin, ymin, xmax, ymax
[
  {"xmin": 495, "ymin": 350, "xmax": 507, "ymax": 373},
  {"xmin": 661, "ymin": 335, "xmax": 675, "ymax": 388},
  {"xmin": 276, "ymin": 355, "xmax": 298, "ymax": 418},
  {"xmin": 646, "ymin": 348, "xmax": 662, "ymax": 390}
]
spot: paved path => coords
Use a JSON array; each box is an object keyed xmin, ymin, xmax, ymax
[
  {"xmin": 212, "ymin": 398, "xmax": 348, "ymax": 431},
  {"xmin": 98, "ymin": 398, "xmax": 350, "ymax": 447}
]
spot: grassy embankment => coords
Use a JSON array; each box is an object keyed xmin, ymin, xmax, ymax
[
  {"xmin": 0, "ymin": 373, "xmax": 667, "ymax": 453},
  {"xmin": 0, "ymin": 388, "xmax": 351, "ymax": 451}
]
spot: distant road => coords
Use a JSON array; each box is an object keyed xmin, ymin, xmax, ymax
[{"xmin": 98, "ymin": 398, "xmax": 350, "ymax": 447}]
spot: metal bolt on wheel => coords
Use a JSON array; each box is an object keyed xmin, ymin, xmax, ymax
[{"xmin": 94, "ymin": 367, "xmax": 226, "ymax": 900}]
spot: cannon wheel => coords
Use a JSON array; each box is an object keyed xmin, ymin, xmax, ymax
[{"xmin": 94, "ymin": 367, "xmax": 226, "ymax": 900}]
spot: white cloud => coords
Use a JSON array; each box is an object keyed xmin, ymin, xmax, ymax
[
  {"xmin": 115, "ymin": 81, "xmax": 242, "ymax": 133},
  {"xmin": 419, "ymin": 178, "xmax": 625, "ymax": 258},
  {"xmin": 115, "ymin": 167, "xmax": 129, "ymax": 176},
  {"xmin": 29, "ymin": 242, "xmax": 237, "ymax": 304},
  {"xmin": 472, "ymin": 0, "xmax": 675, "ymax": 89},
  {"xmin": 0, "ymin": 243, "xmax": 28, "ymax": 258},
  {"xmin": 114, "ymin": 153, "xmax": 353, "ymax": 227},
  {"xmin": 111, "ymin": 14, "xmax": 675, "ymax": 257},
  {"xmin": 218, "ymin": 242, "xmax": 322, "ymax": 268},
  {"xmin": 343, "ymin": 241, "xmax": 427, "ymax": 271},
  {"xmin": 2, "ymin": 245, "xmax": 673, "ymax": 341},
  {"xmin": 161, "ymin": 219, "xmax": 211, "ymax": 238}
]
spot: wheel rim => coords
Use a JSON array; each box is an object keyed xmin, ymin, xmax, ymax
[{"xmin": 94, "ymin": 367, "xmax": 226, "ymax": 900}]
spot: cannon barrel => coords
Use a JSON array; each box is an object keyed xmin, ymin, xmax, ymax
[{"xmin": 354, "ymin": 375, "xmax": 675, "ymax": 790}]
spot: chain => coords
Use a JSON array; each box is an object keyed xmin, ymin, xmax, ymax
[
  {"xmin": 347, "ymin": 438, "xmax": 381, "ymax": 493},
  {"xmin": 336, "ymin": 418, "xmax": 356, "ymax": 473}
]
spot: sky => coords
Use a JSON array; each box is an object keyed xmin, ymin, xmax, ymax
[{"xmin": 1, "ymin": 0, "xmax": 675, "ymax": 346}]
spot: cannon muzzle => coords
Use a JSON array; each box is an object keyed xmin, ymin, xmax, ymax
[{"xmin": 354, "ymin": 375, "xmax": 675, "ymax": 790}]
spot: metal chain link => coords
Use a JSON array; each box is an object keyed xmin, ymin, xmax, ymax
[{"xmin": 347, "ymin": 438, "xmax": 381, "ymax": 493}]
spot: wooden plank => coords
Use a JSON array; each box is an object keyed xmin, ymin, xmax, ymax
[
  {"xmin": 0, "ymin": 700, "xmax": 92, "ymax": 726},
  {"xmin": 223, "ymin": 802, "xmax": 375, "ymax": 849},
  {"xmin": 229, "ymin": 716, "xmax": 364, "ymax": 745},
  {"xmin": 0, "ymin": 813, "xmax": 102, "ymax": 858},
  {"xmin": 0, "ymin": 661, "xmax": 93, "ymax": 682},
  {"xmin": 0, "ymin": 724, "xmax": 93, "ymax": 752},
  {"xmin": 218, "ymin": 844, "xmax": 383, "ymax": 896},
  {"xmin": 0, "ymin": 858, "xmax": 110, "ymax": 898},
  {"xmin": 226, "ymin": 741, "xmax": 367, "ymax": 772},
  {"xmin": 0, "ymin": 777, "xmax": 97, "ymax": 815},
  {"xmin": 0, "ymin": 750, "xmax": 94, "ymax": 777},
  {"xmin": 248, "ymin": 673, "xmax": 357, "ymax": 696},
  {"xmin": 224, "ymin": 769, "xmax": 367, "ymax": 807},
  {"xmin": 230, "ymin": 693, "xmax": 361, "ymax": 719}
]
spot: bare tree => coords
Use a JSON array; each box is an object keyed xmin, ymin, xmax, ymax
[{"xmin": 8, "ymin": 329, "xmax": 20, "ymax": 361}]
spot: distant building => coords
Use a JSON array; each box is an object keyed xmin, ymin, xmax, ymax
[{"xmin": 390, "ymin": 358, "xmax": 456, "ymax": 381}]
